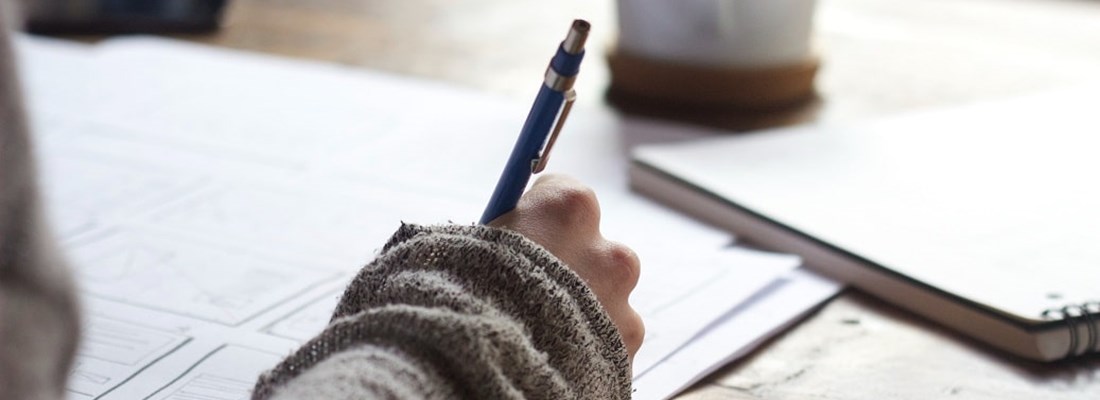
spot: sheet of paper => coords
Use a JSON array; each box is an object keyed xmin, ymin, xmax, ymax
[
  {"xmin": 630, "ymin": 246, "xmax": 799, "ymax": 375},
  {"xmin": 16, "ymin": 35, "xmax": 833, "ymax": 400},
  {"xmin": 632, "ymin": 267, "xmax": 843, "ymax": 400}
]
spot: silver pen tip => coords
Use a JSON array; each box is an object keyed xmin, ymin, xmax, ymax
[{"xmin": 563, "ymin": 19, "xmax": 590, "ymax": 55}]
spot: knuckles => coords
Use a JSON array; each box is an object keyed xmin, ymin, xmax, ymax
[
  {"xmin": 542, "ymin": 185, "xmax": 600, "ymax": 229},
  {"xmin": 601, "ymin": 242, "xmax": 641, "ymax": 292},
  {"xmin": 619, "ymin": 310, "xmax": 646, "ymax": 355}
]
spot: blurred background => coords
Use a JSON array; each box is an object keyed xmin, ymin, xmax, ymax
[{"xmin": 28, "ymin": 0, "xmax": 1100, "ymax": 132}]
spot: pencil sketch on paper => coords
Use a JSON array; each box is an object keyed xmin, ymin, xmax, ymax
[
  {"xmin": 263, "ymin": 291, "xmax": 342, "ymax": 342},
  {"xmin": 146, "ymin": 345, "xmax": 284, "ymax": 400},
  {"xmin": 68, "ymin": 230, "xmax": 339, "ymax": 326},
  {"xmin": 66, "ymin": 315, "xmax": 190, "ymax": 399}
]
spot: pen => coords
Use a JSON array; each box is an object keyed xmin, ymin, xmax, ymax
[{"xmin": 480, "ymin": 19, "xmax": 589, "ymax": 224}]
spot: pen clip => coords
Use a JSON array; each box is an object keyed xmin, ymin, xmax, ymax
[{"xmin": 532, "ymin": 89, "xmax": 576, "ymax": 173}]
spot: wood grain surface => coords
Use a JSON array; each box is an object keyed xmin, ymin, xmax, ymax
[{"xmin": 151, "ymin": 0, "xmax": 1100, "ymax": 398}]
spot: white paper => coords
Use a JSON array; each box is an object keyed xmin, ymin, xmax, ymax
[
  {"xmin": 630, "ymin": 246, "xmax": 799, "ymax": 375},
  {"xmin": 632, "ymin": 267, "xmax": 842, "ymax": 400},
  {"xmin": 143, "ymin": 345, "xmax": 284, "ymax": 400}
]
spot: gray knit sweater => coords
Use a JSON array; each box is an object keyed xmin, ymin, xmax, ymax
[{"xmin": 253, "ymin": 223, "xmax": 633, "ymax": 399}]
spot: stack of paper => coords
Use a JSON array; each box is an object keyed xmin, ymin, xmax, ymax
[{"xmin": 17, "ymin": 35, "xmax": 840, "ymax": 400}]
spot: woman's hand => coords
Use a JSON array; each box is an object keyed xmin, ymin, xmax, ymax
[{"xmin": 488, "ymin": 174, "xmax": 644, "ymax": 358}]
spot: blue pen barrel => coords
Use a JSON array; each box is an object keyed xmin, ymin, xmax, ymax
[
  {"xmin": 480, "ymin": 85, "xmax": 566, "ymax": 224},
  {"xmin": 479, "ymin": 20, "xmax": 588, "ymax": 224}
]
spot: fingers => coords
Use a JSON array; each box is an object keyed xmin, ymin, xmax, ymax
[
  {"xmin": 617, "ymin": 308, "xmax": 645, "ymax": 358},
  {"xmin": 595, "ymin": 240, "xmax": 641, "ymax": 296},
  {"xmin": 597, "ymin": 240, "xmax": 645, "ymax": 358},
  {"xmin": 576, "ymin": 239, "xmax": 643, "ymax": 358}
]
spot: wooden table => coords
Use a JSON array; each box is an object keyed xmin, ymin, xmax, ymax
[{"xmin": 163, "ymin": 0, "xmax": 1100, "ymax": 398}]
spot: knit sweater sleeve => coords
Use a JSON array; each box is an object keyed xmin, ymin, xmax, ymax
[{"xmin": 252, "ymin": 223, "xmax": 633, "ymax": 400}]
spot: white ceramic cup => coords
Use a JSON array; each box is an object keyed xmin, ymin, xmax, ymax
[{"xmin": 617, "ymin": 0, "xmax": 817, "ymax": 68}]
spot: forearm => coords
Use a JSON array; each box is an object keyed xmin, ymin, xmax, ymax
[{"xmin": 254, "ymin": 224, "xmax": 632, "ymax": 400}]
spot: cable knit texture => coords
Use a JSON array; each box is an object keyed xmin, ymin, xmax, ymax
[{"xmin": 253, "ymin": 223, "xmax": 632, "ymax": 400}]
